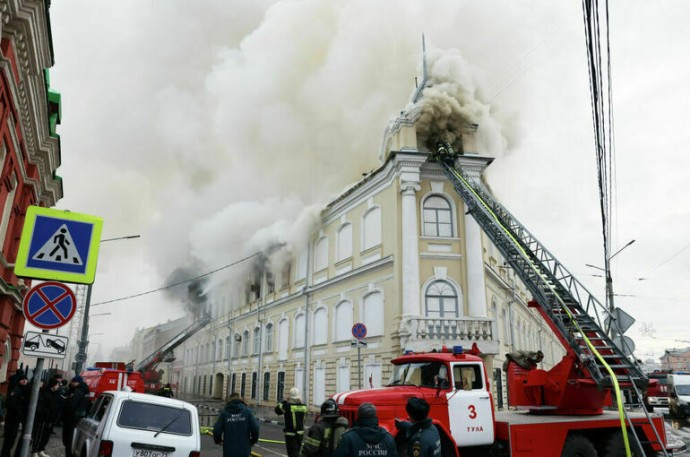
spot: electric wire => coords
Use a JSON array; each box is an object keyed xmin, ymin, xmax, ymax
[{"xmin": 90, "ymin": 252, "xmax": 261, "ymax": 307}]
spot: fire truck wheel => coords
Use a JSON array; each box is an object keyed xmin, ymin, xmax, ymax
[
  {"xmin": 561, "ymin": 434, "xmax": 596, "ymax": 457},
  {"xmin": 604, "ymin": 432, "xmax": 644, "ymax": 457}
]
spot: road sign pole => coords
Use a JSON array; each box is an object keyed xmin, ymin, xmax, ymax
[
  {"xmin": 357, "ymin": 343, "xmax": 362, "ymax": 389},
  {"xmin": 75, "ymin": 283, "xmax": 92, "ymax": 373},
  {"xmin": 20, "ymin": 350, "xmax": 44, "ymax": 457}
]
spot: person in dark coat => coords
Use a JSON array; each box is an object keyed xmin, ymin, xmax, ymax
[
  {"xmin": 395, "ymin": 398, "xmax": 441, "ymax": 457},
  {"xmin": 32, "ymin": 378, "xmax": 60, "ymax": 457},
  {"xmin": 62, "ymin": 376, "xmax": 92, "ymax": 457},
  {"xmin": 157, "ymin": 383, "xmax": 174, "ymax": 398},
  {"xmin": 332, "ymin": 403, "xmax": 398, "ymax": 457},
  {"xmin": 213, "ymin": 393, "xmax": 259, "ymax": 457},
  {"xmin": 275, "ymin": 387, "xmax": 307, "ymax": 457},
  {"xmin": 1, "ymin": 373, "xmax": 30, "ymax": 457},
  {"xmin": 300, "ymin": 399, "xmax": 349, "ymax": 457}
]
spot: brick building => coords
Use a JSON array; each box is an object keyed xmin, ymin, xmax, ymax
[{"xmin": 0, "ymin": 0, "xmax": 62, "ymax": 391}]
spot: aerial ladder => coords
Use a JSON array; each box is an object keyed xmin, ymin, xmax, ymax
[
  {"xmin": 134, "ymin": 313, "xmax": 213, "ymax": 392},
  {"xmin": 433, "ymin": 141, "xmax": 666, "ymax": 454}
]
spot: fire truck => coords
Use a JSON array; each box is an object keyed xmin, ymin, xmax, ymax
[
  {"xmin": 644, "ymin": 371, "xmax": 671, "ymax": 412},
  {"xmin": 332, "ymin": 144, "xmax": 673, "ymax": 456},
  {"xmin": 134, "ymin": 313, "xmax": 212, "ymax": 393}
]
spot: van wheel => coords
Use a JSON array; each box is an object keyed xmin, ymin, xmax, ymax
[{"xmin": 561, "ymin": 434, "xmax": 596, "ymax": 457}]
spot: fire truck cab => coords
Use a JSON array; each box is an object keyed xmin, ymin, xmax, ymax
[{"xmin": 81, "ymin": 362, "xmax": 145, "ymax": 399}]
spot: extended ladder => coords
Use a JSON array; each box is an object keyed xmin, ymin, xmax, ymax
[{"xmin": 437, "ymin": 155, "xmax": 646, "ymax": 389}]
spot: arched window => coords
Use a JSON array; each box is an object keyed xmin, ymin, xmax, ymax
[
  {"xmin": 337, "ymin": 223, "xmax": 353, "ymax": 261},
  {"xmin": 425, "ymin": 280, "xmax": 459, "ymax": 318},
  {"xmin": 265, "ymin": 323, "xmax": 274, "ymax": 353},
  {"xmin": 294, "ymin": 314, "xmax": 305, "ymax": 348},
  {"xmin": 278, "ymin": 319, "xmax": 289, "ymax": 360},
  {"xmin": 253, "ymin": 327, "xmax": 260, "ymax": 354},
  {"xmin": 296, "ymin": 249, "xmax": 308, "ymax": 280},
  {"xmin": 501, "ymin": 309, "xmax": 510, "ymax": 346},
  {"xmin": 334, "ymin": 301, "xmax": 353, "ymax": 341},
  {"xmin": 313, "ymin": 308, "xmax": 328, "ymax": 345},
  {"xmin": 233, "ymin": 333, "xmax": 241, "ymax": 357},
  {"xmin": 242, "ymin": 330, "xmax": 249, "ymax": 356},
  {"xmin": 362, "ymin": 207, "xmax": 381, "ymax": 250},
  {"xmin": 362, "ymin": 292, "xmax": 383, "ymax": 336},
  {"xmin": 423, "ymin": 195, "xmax": 453, "ymax": 237},
  {"xmin": 314, "ymin": 236, "xmax": 328, "ymax": 271}
]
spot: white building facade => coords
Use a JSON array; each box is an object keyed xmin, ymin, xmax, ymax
[{"xmin": 171, "ymin": 108, "xmax": 565, "ymax": 411}]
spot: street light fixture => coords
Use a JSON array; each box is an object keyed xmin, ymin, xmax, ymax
[
  {"xmin": 585, "ymin": 239, "xmax": 635, "ymax": 339},
  {"xmin": 74, "ymin": 235, "xmax": 140, "ymax": 374}
]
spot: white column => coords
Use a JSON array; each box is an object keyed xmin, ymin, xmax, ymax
[
  {"xmin": 401, "ymin": 180, "xmax": 421, "ymax": 317},
  {"xmin": 464, "ymin": 204, "xmax": 487, "ymax": 317}
]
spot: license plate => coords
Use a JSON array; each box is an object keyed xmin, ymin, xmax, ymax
[{"xmin": 132, "ymin": 450, "xmax": 170, "ymax": 457}]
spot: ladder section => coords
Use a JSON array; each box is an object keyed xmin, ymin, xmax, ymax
[{"xmin": 437, "ymin": 156, "xmax": 645, "ymax": 388}]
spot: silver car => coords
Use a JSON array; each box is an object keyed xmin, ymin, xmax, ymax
[{"xmin": 71, "ymin": 390, "xmax": 201, "ymax": 457}]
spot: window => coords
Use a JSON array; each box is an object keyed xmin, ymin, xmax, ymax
[
  {"xmin": 334, "ymin": 301, "xmax": 353, "ymax": 341},
  {"xmin": 263, "ymin": 372, "xmax": 270, "ymax": 401},
  {"xmin": 0, "ymin": 173, "xmax": 17, "ymax": 254},
  {"xmin": 251, "ymin": 372, "xmax": 258, "ymax": 399},
  {"xmin": 242, "ymin": 331, "xmax": 249, "ymax": 356},
  {"xmin": 337, "ymin": 364, "xmax": 350, "ymax": 393},
  {"xmin": 278, "ymin": 319, "xmax": 289, "ymax": 360},
  {"xmin": 296, "ymin": 249, "xmax": 307, "ymax": 280},
  {"xmin": 277, "ymin": 372, "xmax": 285, "ymax": 401},
  {"xmin": 253, "ymin": 327, "xmax": 260, "ymax": 354},
  {"xmin": 423, "ymin": 195, "xmax": 453, "ymax": 237},
  {"xmin": 313, "ymin": 308, "xmax": 327, "ymax": 345},
  {"xmin": 118, "ymin": 400, "xmax": 192, "ymax": 436},
  {"xmin": 362, "ymin": 207, "xmax": 381, "ymax": 250},
  {"xmin": 294, "ymin": 314, "xmax": 305, "ymax": 348},
  {"xmin": 225, "ymin": 337, "xmax": 231, "ymax": 360},
  {"xmin": 313, "ymin": 365, "xmax": 326, "ymax": 405},
  {"xmin": 241, "ymin": 373, "xmax": 246, "ymax": 398},
  {"xmin": 265, "ymin": 323, "xmax": 273, "ymax": 352},
  {"xmin": 233, "ymin": 334, "xmax": 241, "ymax": 357},
  {"xmin": 425, "ymin": 280, "xmax": 459, "ymax": 318},
  {"xmin": 217, "ymin": 339, "xmax": 223, "ymax": 360},
  {"xmin": 452, "ymin": 364, "xmax": 484, "ymax": 390},
  {"xmin": 231, "ymin": 373, "xmax": 236, "ymax": 394},
  {"xmin": 337, "ymin": 223, "xmax": 353, "ymax": 261},
  {"xmin": 362, "ymin": 292, "xmax": 383, "ymax": 336},
  {"xmin": 314, "ymin": 236, "xmax": 328, "ymax": 271}
]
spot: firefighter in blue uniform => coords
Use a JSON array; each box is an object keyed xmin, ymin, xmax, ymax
[
  {"xmin": 395, "ymin": 397, "xmax": 441, "ymax": 457},
  {"xmin": 213, "ymin": 393, "xmax": 259, "ymax": 457}
]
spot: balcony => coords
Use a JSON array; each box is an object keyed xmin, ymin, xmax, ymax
[{"xmin": 400, "ymin": 316, "xmax": 499, "ymax": 355}]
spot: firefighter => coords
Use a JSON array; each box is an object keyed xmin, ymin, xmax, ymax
[
  {"xmin": 275, "ymin": 387, "xmax": 308, "ymax": 457},
  {"xmin": 395, "ymin": 397, "xmax": 441, "ymax": 457},
  {"xmin": 157, "ymin": 383, "xmax": 174, "ymax": 398},
  {"xmin": 300, "ymin": 399, "xmax": 348, "ymax": 457},
  {"xmin": 1, "ymin": 373, "xmax": 29, "ymax": 457},
  {"xmin": 213, "ymin": 393, "xmax": 259, "ymax": 457},
  {"xmin": 333, "ymin": 403, "xmax": 397, "ymax": 457}
]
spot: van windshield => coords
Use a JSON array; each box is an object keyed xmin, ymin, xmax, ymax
[
  {"xmin": 117, "ymin": 401, "xmax": 192, "ymax": 436},
  {"xmin": 676, "ymin": 385, "xmax": 690, "ymax": 396}
]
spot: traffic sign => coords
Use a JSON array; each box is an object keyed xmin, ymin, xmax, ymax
[
  {"xmin": 14, "ymin": 206, "xmax": 103, "ymax": 284},
  {"xmin": 352, "ymin": 322, "xmax": 367, "ymax": 340},
  {"xmin": 22, "ymin": 331, "xmax": 68, "ymax": 359},
  {"xmin": 22, "ymin": 282, "xmax": 77, "ymax": 329}
]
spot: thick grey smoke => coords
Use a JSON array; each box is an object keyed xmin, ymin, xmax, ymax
[{"xmin": 409, "ymin": 47, "xmax": 508, "ymax": 156}]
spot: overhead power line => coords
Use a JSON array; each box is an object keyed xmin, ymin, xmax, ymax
[{"xmin": 91, "ymin": 252, "xmax": 261, "ymax": 307}]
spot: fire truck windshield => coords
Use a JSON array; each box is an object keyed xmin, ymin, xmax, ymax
[{"xmin": 388, "ymin": 362, "xmax": 447, "ymax": 388}]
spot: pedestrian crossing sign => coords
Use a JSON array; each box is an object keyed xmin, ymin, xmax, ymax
[{"xmin": 14, "ymin": 206, "xmax": 103, "ymax": 284}]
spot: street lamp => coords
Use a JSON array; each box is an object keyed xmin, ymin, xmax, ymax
[
  {"xmin": 585, "ymin": 239, "xmax": 635, "ymax": 338},
  {"xmin": 74, "ymin": 235, "xmax": 140, "ymax": 374}
]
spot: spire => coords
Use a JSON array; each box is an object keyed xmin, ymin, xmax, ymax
[{"xmin": 411, "ymin": 34, "xmax": 429, "ymax": 103}]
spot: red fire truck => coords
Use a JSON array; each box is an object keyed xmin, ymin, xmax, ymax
[{"xmin": 332, "ymin": 146, "xmax": 674, "ymax": 456}]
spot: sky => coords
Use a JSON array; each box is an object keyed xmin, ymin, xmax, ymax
[{"xmin": 41, "ymin": 0, "xmax": 690, "ymax": 367}]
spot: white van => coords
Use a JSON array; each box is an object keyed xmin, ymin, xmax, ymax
[
  {"xmin": 71, "ymin": 390, "xmax": 201, "ymax": 457},
  {"xmin": 668, "ymin": 373, "xmax": 690, "ymax": 423}
]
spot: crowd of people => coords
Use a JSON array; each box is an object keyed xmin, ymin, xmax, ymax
[
  {"xmin": 0, "ymin": 370, "xmax": 92, "ymax": 457},
  {"xmin": 213, "ymin": 387, "xmax": 442, "ymax": 457}
]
